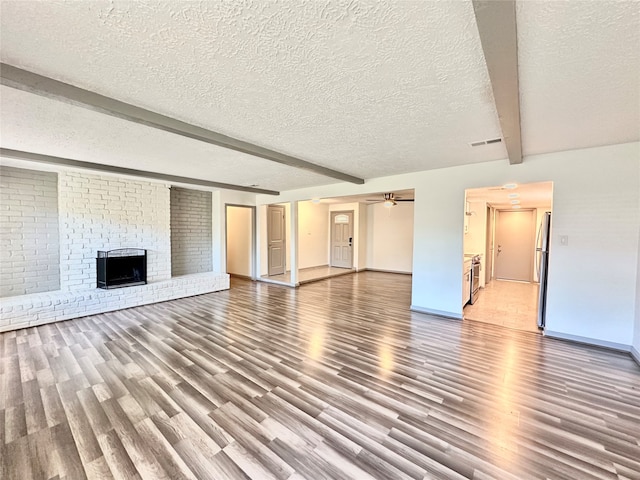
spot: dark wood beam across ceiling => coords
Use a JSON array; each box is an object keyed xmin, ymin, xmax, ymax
[
  {"xmin": 0, "ymin": 63, "xmax": 365, "ymax": 184},
  {"xmin": 0, "ymin": 148, "xmax": 279, "ymax": 195}
]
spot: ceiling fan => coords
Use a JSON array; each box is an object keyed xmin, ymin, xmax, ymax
[{"xmin": 365, "ymin": 193, "xmax": 414, "ymax": 207}]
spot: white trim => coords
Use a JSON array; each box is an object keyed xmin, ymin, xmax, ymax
[
  {"xmin": 410, "ymin": 305, "xmax": 463, "ymax": 320},
  {"xmin": 362, "ymin": 268, "xmax": 412, "ymax": 275},
  {"xmin": 544, "ymin": 330, "xmax": 631, "ymax": 353},
  {"xmin": 630, "ymin": 345, "xmax": 640, "ymax": 366}
]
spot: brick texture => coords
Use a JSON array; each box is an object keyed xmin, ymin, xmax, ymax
[
  {"xmin": 170, "ymin": 187, "xmax": 212, "ymax": 276},
  {"xmin": 0, "ymin": 166, "xmax": 60, "ymax": 297},
  {"xmin": 58, "ymin": 171, "xmax": 171, "ymax": 290}
]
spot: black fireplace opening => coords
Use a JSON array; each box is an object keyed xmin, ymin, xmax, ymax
[{"xmin": 97, "ymin": 249, "xmax": 147, "ymax": 289}]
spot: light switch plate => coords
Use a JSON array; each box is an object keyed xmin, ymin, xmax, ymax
[{"xmin": 560, "ymin": 235, "xmax": 568, "ymax": 246}]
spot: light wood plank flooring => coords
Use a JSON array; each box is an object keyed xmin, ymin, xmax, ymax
[
  {"xmin": 2, "ymin": 272, "xmax": 639, "ymax": 479},
  {"xmin": 464, "ymin": 280, "xmax": 540, "ymax": 332}
]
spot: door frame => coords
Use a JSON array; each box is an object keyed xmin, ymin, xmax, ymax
[
  {"xmin": 330, "ymin": 210, "xmax": 354, "ymax": 268},
  {"xmin": 485, "ymin": 205, "xmax": 494, "ymax": 284},
  {"xmin": 225, "ymin": 204, "xmax": 257, "ymax": 280},
  {"xmin": 493, "ymin": 208, "xmax": 536, "ymax": 282}
]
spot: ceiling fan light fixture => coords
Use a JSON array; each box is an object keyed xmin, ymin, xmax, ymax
[{"xmin": 383, "ymin": 193, "xmax": 396, "ymax": 207}]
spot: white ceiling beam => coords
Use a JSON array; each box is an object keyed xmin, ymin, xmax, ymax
[
  {"xmin": 472, "ymin": 0, "xmax": 523, "ymax": 165},
  {"xmin": 0, "ymin": 63, "xmax": 365, "ymax": 184},
  {"xmin": 0, "ymin": 148, "xmax": 280, "ymax": 195}
]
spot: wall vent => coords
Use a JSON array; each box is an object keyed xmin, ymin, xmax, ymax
[{"xmin": 469, "ymin": 137, "xmax": 502, "ymax": 147}]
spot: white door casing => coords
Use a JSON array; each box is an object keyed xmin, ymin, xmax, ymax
[
  {"xmin": 267, "ymin": 205, "xmax": 286, "ymax": 276},
  {"xmin": 330, "ymin": 211, "xmax": 353, "ymax": 269}
]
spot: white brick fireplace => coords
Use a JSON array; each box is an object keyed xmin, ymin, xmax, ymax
[{"xmin": 0, "ymin": 167, "xmax": 229, "ymax": 332}]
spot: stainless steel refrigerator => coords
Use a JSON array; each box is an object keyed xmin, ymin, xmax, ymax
[{"xmin": 536, "ymin": 212, "xmax": 551, "ymax": 329}]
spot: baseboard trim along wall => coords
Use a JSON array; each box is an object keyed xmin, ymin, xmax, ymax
[
  {"xmin": 363, "ymin": 268, "xmax": 412, "ymax": 275},
  {"xmin": 544, "ymin": 330, "xmax": 632, "ymax": 354},
  {"xmin": 410, "ymin": 305, "xmax": 463, "ymax": 320},
  {"xmin": 631, "ymin": 345, "xmax": 640, "ymax": 367}
]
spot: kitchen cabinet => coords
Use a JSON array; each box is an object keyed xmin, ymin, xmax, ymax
[{"xmin": 462, "ymin": 259, "xmax": 472, "ymax": 307}]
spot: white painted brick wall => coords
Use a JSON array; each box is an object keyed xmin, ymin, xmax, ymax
[
  {"xmin": 58, "ymin": 172, "xmax": 171, "ymax": 290},
  {"xmin": 0, "ymin": 166, "xmax": 60, "ymax": 297},
  {"xmin": 170, "ymin": 187, "xmax": 213, "ymax": 276}
]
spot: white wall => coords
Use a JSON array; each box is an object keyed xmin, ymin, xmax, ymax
[
  {"xmin": 411, "ymin": 143, "xmax": 639, "ymax": 346},
  {"xmin": 634, "ymin": 208, "xmax": 640, "ymax": 360},
  {"xmin": 357, "ymin": 202, "xmax": 368, "ymax": 271},
  {"xmin": 226, "ymin": 206, "xmax": 252, "ymax": 276},
  {"xmin": 257, "ymin": 142, "xmax": 640, "ymax": 349},
  {"xmin": 366, "ymin": 202, "xmax": 414, "ymax": 273},
  {"xmin": 298, "ymin": 201, "xmax": 329, "ymax": 269}
]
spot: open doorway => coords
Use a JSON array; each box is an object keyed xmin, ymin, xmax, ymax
[
  {"xmin": 462, "ymin": 181, "xmax": 553, "ymax": 332},
  {"xmin": 225, "ymin": 205, "xmax": 255, "ymax": 279}
]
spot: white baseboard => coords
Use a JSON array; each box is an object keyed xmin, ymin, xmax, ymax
[
  {"xmin": 631, "ymin": 345, "xmax": 640, "ymax": 366},
  {"xmin": 544, "ymin": 330, "xmax": 631, "ymax": 353},
  {"xmin": 362, "ymin": 268, "xmax": 412, "ymax": 275},
  {"xmin": 410, "ymin": 305, "xmax": 462, "ymax": 320}
]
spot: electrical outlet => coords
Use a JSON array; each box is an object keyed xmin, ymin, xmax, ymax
[{"xmin": 560, "ymin": 235, "xmax": 568, "ymax": 246}]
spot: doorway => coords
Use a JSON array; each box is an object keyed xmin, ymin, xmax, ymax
[
  {"xmin": 494, "ymin": 209, "xmax": 536, "ymax": 281},
  {"xmin": 267, "ymin": 204, "xmax": 286, "ymax": 276},
  {"xmin": 225, "ymin": 205, "xmax": 255, "ymax": 279},
  {"xmin": 463, "ymin": 181, "xmax": 553, "ymax": 333},
  {"xmin": 330, "ymin": 211, "xmax": 354, "ymax": 268}
]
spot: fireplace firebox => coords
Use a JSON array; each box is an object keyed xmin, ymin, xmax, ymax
[{"xmin": 96, "ymin": 249, "xmax": 147, "ymax": 289}]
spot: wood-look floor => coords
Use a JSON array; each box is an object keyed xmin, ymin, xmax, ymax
[{"xmin": 2, "ymin": 272, "xmax": 639, "ymax": 480}]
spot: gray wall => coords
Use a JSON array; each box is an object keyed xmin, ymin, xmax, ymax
[
  {"xmin": 0, "ymin": 166, "xmax": 60, "ymax": 297},
  {"xmin": 170, "ymin": 187, "xmax": 212, "ymax": 276}
]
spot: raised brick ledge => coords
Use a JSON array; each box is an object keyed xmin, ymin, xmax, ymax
[{"xmin": 0, "ymin": 272, "xmax": 230, "ymax": 332}]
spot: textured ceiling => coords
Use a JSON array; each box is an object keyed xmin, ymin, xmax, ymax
[
  {"xmin": 0, "ymin": 0, "xmax": 505, "ymax": 187},
  {"xmin": 0, "ymin": 1, "xmax": 638, "ymax": 191},
  {"xmin": 517, "ymin": 1, "xmax": 640, "ymax": 155},
  {"xmin": 0, "ymin": 86, "xmax": 330, "ymax": 191},
  {"xmin": 466, "ymin": 182, "xmax": 553, "ymax": 209}
]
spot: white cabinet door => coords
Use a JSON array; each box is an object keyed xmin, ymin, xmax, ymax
[{"xmin": 462, "ymin": 269, "xmax": 471, "ymax": 307}]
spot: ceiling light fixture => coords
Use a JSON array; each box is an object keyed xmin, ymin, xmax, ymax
[
  {"xmin": 383, "ymin": 193, "xmax": 396, "ymax": 208},
  {"xmin": 512, "ymin": 205, "xmax": 521, "ymax": 209},
  {"xmin": 510, "ymin": 200, "xmax": 520, "ymax": 205},
  {"xmin": 503, "ymin": 183, "xmax": 518, "ymax": 189},
  {"xmin": 311, "ymin": 198, "xmax": 320, "ymax": 204},
  {"xmin": 508, "ymin": 193, "xmax": 519, "ymax": 198}
]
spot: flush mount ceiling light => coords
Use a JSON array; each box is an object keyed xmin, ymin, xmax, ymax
[
  {"xmin": 512, "ymin": 205, "xmax": 521, "ymax": 209},
  {"xmin": 311, "ymin": 198, "xmax": 320, "ymax": 204},
  {"xmin": 508, "ymin": 193, "xmax": 519, "ymax": 198},
  {"xmin": 503, "ymin": 183, "xmax": 518, "ymax": 189},
  {"xmin": 510, "ymin": 199, "xmax": 520, "ymax": 205}
]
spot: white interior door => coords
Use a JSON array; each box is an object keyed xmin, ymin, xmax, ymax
[
  {"xmin": 267, "ymin": 205, "xmax": 286, "ymax": 276},
  {"xmin": 330, "ymin": 211, "xmax": 353, "ymax": 269},
  {"xmin": 494, "ymin": 209, "xmax": 535, "ymax": 281}
]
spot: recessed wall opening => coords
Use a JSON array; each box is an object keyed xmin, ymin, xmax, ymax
[
  {"xmin": 462, "ymin": 181, "xmax": 554, "ymax": 333},
  {"xmin": 258, "ymin": 190, "xmax": 415, "ymax": 287},
  {"xmin": 225, "ymin": 204, "xmax": 255, "ymax": 280}
]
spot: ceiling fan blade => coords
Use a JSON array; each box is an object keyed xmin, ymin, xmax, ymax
[{"xmin": 395, "ymin": 199, "xmax": 414, "ymax": 202}]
